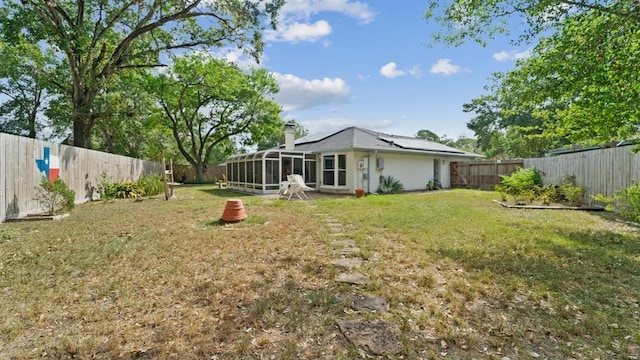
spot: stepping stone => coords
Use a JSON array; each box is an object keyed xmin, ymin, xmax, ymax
[
  {"xmin": 333, "ymin": 247, "xmax": 360, "ymax": 255},
  {"xmin": 331, "ymin": 239, "xmax": 356, "ymax": 247},
  {"xmin": 335, "ymin": 272, "xmax": 370, "ymax": 285},
  {"xmin": 336, "ymin": 320, "xmax": 401, "ymax": 355},
  {"xmin": 331, "ymin": 258, "xmax": 362, "ymax": 270},
  {"xmin": 339, "ymin": 293, "xmax": 388, "ymax": 312}
]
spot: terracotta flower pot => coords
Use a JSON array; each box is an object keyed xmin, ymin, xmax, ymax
[
  {"xmin": 355, "ymin": 188, "xmax": 365, "ymax": 198},
  {"xmin": 220, "ymin": 199, "xmax": 247, "ymax": 223}
]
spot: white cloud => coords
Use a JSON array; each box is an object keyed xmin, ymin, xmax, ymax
[
  {"xmin": 282, "ymin": 0, "xmax": 376, "ymax": 24},
  {"xmin": 272, "ymin": 72, "xmax": 350, "ymax": 111},
  {"xmin": 266, "ymin": 0, "xmax": 376, "ymax": 44},
  {"xmin": 216, "ymin": 48, "xmax": 261, "ymax": 68},
  {"xmin": 380, "ymin": 62, "xmax": 422, "ymax": 79},
  {"xmin": 493, "ymin": 48, "xmax": 533, "ymax": 62},
  {"xmin": 430, "ymin": 59, "xmax": 463, "ymax": 76},
  {"xmin": 265, "ymin": 20, "xmax": 332, "ymax": 43},
  {"xmin": 300, "ymin": 117, "xmax": 395, "ymax": 135},
  {"xmin": 380, "ymin": 62, "xmax": 404, "ymax": 79}
]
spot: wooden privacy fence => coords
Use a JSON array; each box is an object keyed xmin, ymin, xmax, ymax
[
  {"xmin": 525, "ymin": 145, "xmax": 640, "ymax": 197},
  {"xmin": 1, "ymin": 133, "xmax": 163, "ymax": 222},
  {"xmin": 450, "ymin": 160, "xmax": 524, "ymax": 190},
  {"xmin": 172, "ymin": 164, "xmax": 226, "ymax": 182}
]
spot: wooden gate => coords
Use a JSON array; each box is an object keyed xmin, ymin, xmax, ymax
[{"xmin": 450, "ymin": 160, "xmax": 523, "ymax": 190}]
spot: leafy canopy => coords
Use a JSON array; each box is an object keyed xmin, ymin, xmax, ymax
[
  {"xmin": 1, "ymin": 0, "xmax": 285, "ymax": 148},
  {"xmin": 147, "ymin": 54, "xmax": 283, "ymax": 180}
]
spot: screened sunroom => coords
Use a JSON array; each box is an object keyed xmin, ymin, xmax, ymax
[{"xmin": 226, "ymin": 150, "xmax": 318, "ymax": 194}]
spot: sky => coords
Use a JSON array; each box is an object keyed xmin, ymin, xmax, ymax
[{"xmin": 222, "ymin": 0, "xmax": 533, "ymax": 140}]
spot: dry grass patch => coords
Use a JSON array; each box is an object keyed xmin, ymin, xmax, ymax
[
  {"xmin": 2, "ymin": 187, "xmax": 640, "ymax": 359},
  {"xmin": 1, "ymin": 186, "xmax": 352, "ymax": 359}
]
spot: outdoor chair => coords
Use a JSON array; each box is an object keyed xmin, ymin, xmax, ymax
[
  {"xmin": 286, "ymin": 174, "xmax": 313, "ymax": 200},
  {"xmin": 278, "ymin": 180, "xmax": 291, "ymax": 198}
]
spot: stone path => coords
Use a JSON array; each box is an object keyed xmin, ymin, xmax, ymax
[{"xmin": 317, "ymin": 213, "xmax": 402, "ymax": 356}]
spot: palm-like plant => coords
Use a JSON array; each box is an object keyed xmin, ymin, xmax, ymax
[{"xmin": 377, "ymin": 176, "xmax": 404, "ymax": 194}]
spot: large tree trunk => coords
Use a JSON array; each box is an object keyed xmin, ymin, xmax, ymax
[
  {"xmin": 72, "ymin": 89, "xmax": 98, "ymax": 148},
  {"xmin": 73, "ymin": 114, "xmax": 93, "ymax": 149},
  {"xmin": 195, "ymin": 163, "xmax": 207, "ymax": 182}
]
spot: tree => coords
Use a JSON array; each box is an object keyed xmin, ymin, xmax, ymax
[
  {"xmin": 463, "ymin": 89, "xmax": 569, "ymax": 158},
  {"xmin": 415, "ymin": 129, "xmax": 441, "ymax": 142},
  {"xmin": 427, "ymin": 0, "xmax": 640, "ymax": 146},
  {"xmin": 496, "ymin": 11, "xmax": 640, "ymax": 144},
  {"xmin": 425, "ymin": 0, "xmax": 639, "ymax": 46},
  {"xmin": 3, "ymin": 0, "xmax": 284, "ymax": 148},
  {"xmin": 256, "ymin": 120, "xmax": 309, "ymax": 150},
  {"xmin": 0, "ymin": 37, "xmax": 57, "ymax": 138},
  {"xmin": 147, "ymin": 54, "xmax": 283, "ymax": 181}
]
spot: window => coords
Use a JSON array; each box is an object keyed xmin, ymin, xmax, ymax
[{"xmin": 322, "ymin": 154, "xmax": 346, "ymax": 186}]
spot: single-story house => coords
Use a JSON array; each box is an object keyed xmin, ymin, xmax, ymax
[{"xmin": 226, "ymin": 126, "xmax": 482, "ymax": 195}]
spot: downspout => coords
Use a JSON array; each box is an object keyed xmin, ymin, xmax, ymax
[{"xmin": 369, "ymin": 150, "xmax": 376, "ymax": 192}]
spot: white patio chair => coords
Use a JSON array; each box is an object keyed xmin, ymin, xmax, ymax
[
  {"xmin": 278, "ymin": 181, "xmax": 291, "ymax": 198},
  {"xmin": 286, "ymin": 174, "xmax": 313, "ymax": 200}
]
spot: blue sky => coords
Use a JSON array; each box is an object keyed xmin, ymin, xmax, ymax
[{"xmin": 224, "ymin": 0, "xmax": 533, "ymax": 139}]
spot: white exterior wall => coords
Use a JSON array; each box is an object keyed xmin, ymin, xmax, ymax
[
  {"xmin": 315, "ymin": 149, "xmax": 463, "ymax": 194},
  {"xmin": 371, "ymin": 153, "xmax": 431, "ymax": 191}
]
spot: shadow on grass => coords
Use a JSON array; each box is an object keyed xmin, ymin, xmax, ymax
[
  {"xmin": 438, "ymin": 227, "xmax": 640, "ymax": 345},
  {"xmin": 199, "ymin": 188, "xmax": 254, "ymax": 198}
]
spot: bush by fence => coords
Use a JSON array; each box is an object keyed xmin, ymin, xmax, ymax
[{"xmin": 525, "ymin": 145, "xmax": 640, "ymax": 198}]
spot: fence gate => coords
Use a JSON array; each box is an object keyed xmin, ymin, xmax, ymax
[{"xmin": 450, "ymin": 160, "xmax": 524, "ymax": 190}]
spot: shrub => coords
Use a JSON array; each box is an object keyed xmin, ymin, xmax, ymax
[
  {"xmin": 113, "ymin": 181, "xmax": 145, "ymax": 199},
  {"xmin": 95, "ymin": 172, "xmax": 119, "ymax": 200},
  {"xmin": 539, "ymin": 185, "xmax": 559, "ymax": 205},
  {"xmin": 614, "ymin": 181, "xmax": 640, "ymax": 221},
  {"xmin": 33, "ymin": 177, "xmax": 75, "ymax": 215},
  {"xmin": 377, "ymin": 175, "xmax": 404, "ymax": 194},
  {"xmin": 499, "ymin": 167, "xmax": 542, "ymax": 203},
  {"xmin": 558, "ymin": 175, "xmax": 586, "ymax": 206},
  {"xmin": 136, "ymin": 175, "xmax": 164, "ymax": 196},
  {"xmin": 95, "ymin": 172, "xmax": 147, "ymax": 200}
]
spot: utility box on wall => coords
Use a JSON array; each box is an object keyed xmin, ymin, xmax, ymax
[{"xmin": 376, "ymin": 157, "xmax": 384, "ymax": 170}]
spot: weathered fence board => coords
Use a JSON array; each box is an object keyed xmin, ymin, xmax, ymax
[
  {"xmin": 525, "ymin": 146, "xmax": 640, "ymax": 197},
  {"xmin": 1, "ymin": 133, "xmax": 163, "ymax": 222},
  {"xmin": 450, "ymin": 160, "xmax": 524, "ymax": 190}
]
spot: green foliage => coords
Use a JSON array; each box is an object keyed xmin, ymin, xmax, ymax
[
  {"xmin": 113, "ymin": 182, "xmax": 145, "ymax": 199},
  {"xmin": 415, "ymin": 129, "xmax": 441, "ymax": 142},
  {"xmin": 377, "ymin": 176, "xmax": 404, "ymax": 194},
  {"xmin": 499, "ymin": 167, "xmax": 541, "ymax": 198},
  {"xmin": 428, "ymin": 1, "xmax": 640, "ymax": 149},
  {"xmin": 539, "ymin": 185, "xmax": 559, "ymax": 205},
  {"xmin": 557, "ymin": 175, "xmax": 586, "ymax": 206},
  {"xmin": 613, "ymin": 181, "xmax": 640, "ymax": 222},
  {"xmin": 145, "ymin": 54, "xmax": 283, "ymax": 181},
  {"xmin": 2, "ymin": 0, "xmax": 285, "ymax": 148},
  {"xmin": 135, "ymin": 175, "xmax": 164, "ymax": 197},
  {"xmin": 0, "ymin": 227, "xmax": 19, "ymax": 240},
  {"xmin": 464, "ymin": 92, "xmax": 569, "ymax": 159},
  {"xmin": 33, "ymin": 177, "xmax": 75, "ymax": 215},
  {"xmin": 256, "ymin": 120, "xmax": 309, "ymax": 150},
  {"xmin": 424, "ymin": 0, "xmax": 636, "ymax": 46},
  {"xmin": 95, "ymin": 172, "xmax": 149, "ymax": 200},
  {"xmin": 95, "ymin": 173, "xmax": 119, "ymax": 200}
]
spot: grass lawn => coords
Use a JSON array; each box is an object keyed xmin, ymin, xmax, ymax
[{"xmin": 1, "ymin": 186, "xmax": 639, "ymax": 359}]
